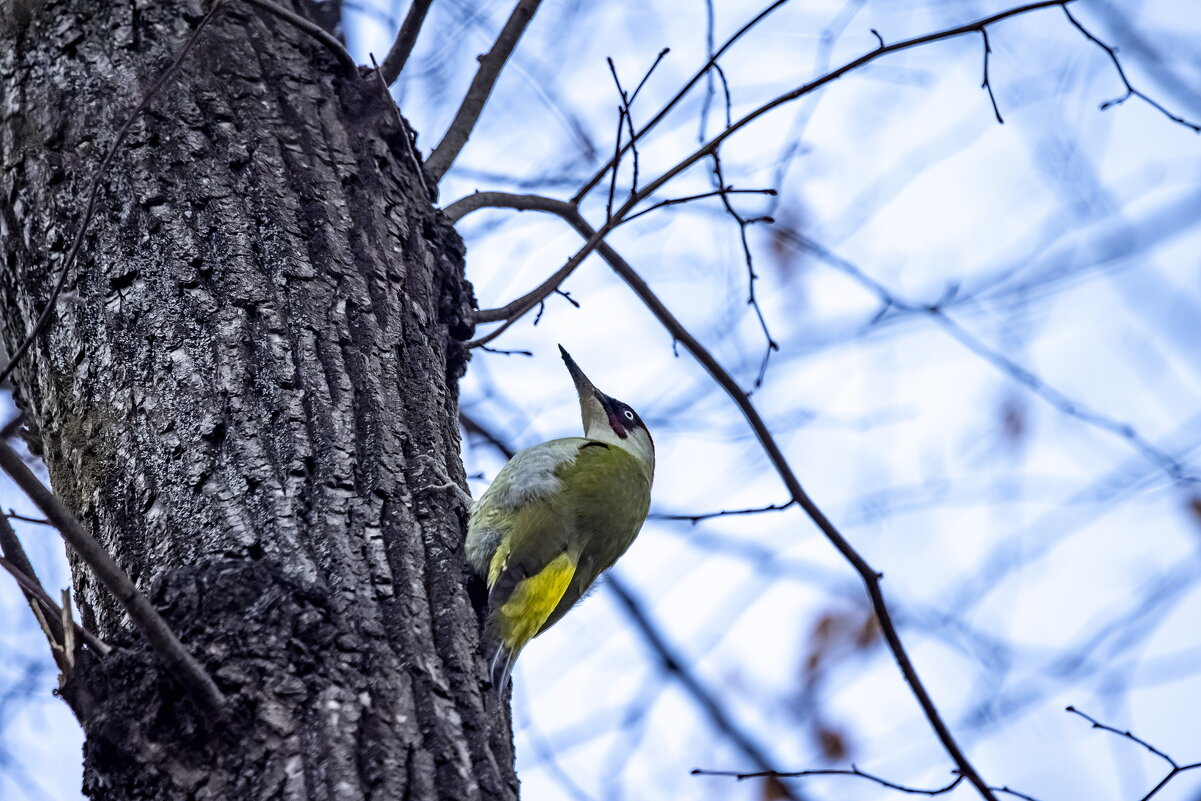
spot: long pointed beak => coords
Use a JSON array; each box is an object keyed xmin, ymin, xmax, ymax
[{"xmin": 559, "ymin": 345, "xmax": 599, "ymax": 403}]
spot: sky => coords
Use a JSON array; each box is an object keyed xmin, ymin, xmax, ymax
[{"xmin": 3, "ymin": 1, "xmax": 1200, "ymax": 800}]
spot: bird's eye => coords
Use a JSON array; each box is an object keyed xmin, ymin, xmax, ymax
[{"xmin": 624, "ymin": 410, "xmax": 635, "ymax": 421}]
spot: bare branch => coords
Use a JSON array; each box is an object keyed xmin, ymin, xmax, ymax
[
  {"xmin": 444, "ymin": 192, "xmax": 597, "ymax": 324},
  {"xmin": 0, "ymin": 413, "xmax": 23, "ymax": 440},
  {"xmin": 240, "ymin": 0, "xmax": 359, "ymax": 74},
  {"xmin": 455, "ymin": 196, "xmax": 1001, "ymax": 800},
  {"xmin": 425, "ymin": 0, "xmax": 545, "ymax": 182},
  {"xmin": 651, "ymin": 498, "xmax": 795, "ymax": 524},
  {"xmin": 708, "ymin": 150, "xmax": 778, "ymax": 387},
  {"xmin": 693, "ymin": 766, "xmax": 965, "ymax": 796},
  {"xmin": 584, "ymin": 226, "xmax": 1000, "ymax": 801},
  {"xmin": 619, "ymin": 187, "xmax": 776, "ymax": 225},
  {"xmin": 1067, "ymin": 706, "xmax": 1201, "ymax": 801},
  {"xmin": 0, "ymin": 557, "xmax": 110, "ymax": 657},
  {"xmin": 0, "ymin": 441, "xmax": 224, "ymax": 711},
  {"xmin": 6, "ymin": 511, "xmax": 50, "ymax": 526},
  {"xmin": 605, "ymin": 103, "xmax": 624, "ymax": 223},
  {"xmin": 605, "ymin": 50, "xmax": 668, "ymax": 202},
  {"xmin": 1066, "ymin": 706, "xmax": 1177, "ymax": 767},
  {"xmin": 603, "ymin": 0, "xmax": 1082, "ymax": 239},
  {"xmin": 979, "ymin": 29, "xmax": 1004, "ymax": 123},
  {"xmin": 0, "ymin": 510, "xmax": 65, "ymax": 650},
  {"xmin": 573, "ymin": 0, "xmax": 794, "ymax": 203},
  {"xmin": 692, "ymin": 766, "xmax": 1041, "ymax": 800},
  {"xmin": 610, "ymin": 578, "xmax": 805, "ymax": 801},
  {"xmin": 0, "ymin": 1, "xmax": 226, "ymax": 391},
  {"xmin": 379, "ymin": 0, "xmax": 434, "ymax": 84},
  {"xmin": 453, "ymin": 1, "xmax": 1086, "ymax": 343},
  {"xmin": 630, "ymin": 47, "xmax": 671, "ymax": 105},
  {"xmin": 369, "ymin": 53, "xmax": 432, "ymax": 199},
  {"xmin": 479, "ymin": 345, "xmax": 532, "ymax": 357},
  {"xmin": 1062, "ymin": 6, "xmax": 1200, "ymax": 132}
]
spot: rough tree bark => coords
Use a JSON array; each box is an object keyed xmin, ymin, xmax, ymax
[{"xmin": 0, "ymin": 1, "xmax": 516, "ymax": 799}]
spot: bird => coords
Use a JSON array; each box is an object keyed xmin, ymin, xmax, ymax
[{"xmin": 466, "ymin": 345, "xmax": 654, "ymax": 693}]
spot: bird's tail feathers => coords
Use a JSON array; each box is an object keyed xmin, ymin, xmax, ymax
[{"xmin": 489, "ymin": 642, "xmax": 517, "ymax": 696}]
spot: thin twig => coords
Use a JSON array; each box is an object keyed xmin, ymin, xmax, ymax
[
  {"xmin": 1066, "ymin": 706, "xmax": 1201, "ymax": 801},
  {"xmin": 573, "ymin": 0, "xmax": 793, "ymax": 203},
  {"xmin": 1066, "ymin": 706, "xmax": 1177, "ymax": 767},
  {"xmin": 607, "ymin": 51, "xmax": 664, "ymax": 197},
  {"xmin": 0, "ymin": 441, "xmax": 224, "ymax": 710},
  {"xmin": 0, "ymin": 1, "xmax": 227, "ymax": 391},
  {"xmin": 709, "ymin": 150, "xmax": 778, "ymax": 387},
  {"xmin": 692, "ymin": 767, "xmax": 1041, "ymax": 800},
  {"xmin": 699, "ymin": 0, "xmax": 719, "ymax": 140},
  {"xmin": 445, "ymin": 192, "xmax": 612, "ymax": 333},
  {"xmin": 369, "ymin": 53, "xmax": 432, "ymax": 200},
  {"xmin": 454, "ymin": 2, "xmax": 1080, "ymax": 338},
  {"xmin": 620, "ymin": 187, "xmax": 776, "ymax": 225},
  {"xmin": 608, "ymin": 59, "xmax": 638, "ymax": 197},
  {"xmin": 630, "ymin": 48, "xmax": 671, "ymax": 105},
  {"xmin": 425, "ymin": 0, "xmax": 545, "ymax": 182},
  {"xmin": 479, "ymin": 345, "xmax": 532, "ymax": 357},
  {"xmin": 1061, "ymin": 6, "xmax": 1200, "ymax": 132},
  {"xmin": 651, "ymin": 498, "xmax": 795, "ymax": 524},
  {"xmin": 979, "ymin": 29, "xmax": 1004, "ymax": 123},
  {"xmin": 600, "ymin": 0, "xmax": 1082, "ymax": 250},
  {"xmin": 6, "ymin": 511, "xmax": 51, "ymax": 526},
  {"xmin": 0, "ymin": 512, "xmax": 65, "ymax": 649},
  {"xmin": 0, "ymin": 557, "xmax": 110, "ymax": 656},
  {"xmin": 693, "ymin": 766, "xmax": 965, "ymax": 796},
  {"xmin": 240, "ymin": 0, "xmax": 359, "ymax": 75},
  {"xmin": 605, "ymin": 104, "xmax": 624, "ymax": 223},
  {"xmin": 379, "ymin": 0, "xmax": 434, "ymax": 84},
  {"xmin": 610, "ymin": 578, "xmax": 805, "ymax": 801}
]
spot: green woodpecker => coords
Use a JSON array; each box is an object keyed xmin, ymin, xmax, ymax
[{"xmin": 467, "ymin": 346, "xmax": 654, "ymax": 691}]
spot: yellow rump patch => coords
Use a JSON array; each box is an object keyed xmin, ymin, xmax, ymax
[{"xmin": 496, "ymin": 553, "xmax": 576, "ymax": 652}]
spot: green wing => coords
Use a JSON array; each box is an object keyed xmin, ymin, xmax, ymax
[{"xmin": 539, "ymin": 442, "xmax": 650, "ymax": 630}]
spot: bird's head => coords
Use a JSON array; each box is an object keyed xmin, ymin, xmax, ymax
[{"xmin": 560, "ymin": 345, "xmax": 654, "ymax": 482}]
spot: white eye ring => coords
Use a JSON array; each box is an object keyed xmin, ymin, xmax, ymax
[{"xmin": 624, "ymin": 410, "xmax": 635, "ymax": 421}]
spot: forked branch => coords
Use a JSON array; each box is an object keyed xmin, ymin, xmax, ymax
[
  {"xmin": 425, "ymin": 0, "xmax": 545, "ymax": 182},
  {"xmin": 380, "ymin": 0, "xmax": 434, "ymax": 84},
  {"xmin": 454, "ymin": 0, "xmax": 1085, "ymax": 339},
  {"xmin": 452, "ymin": 193, "xmax": 1000, "ymax": 800}
]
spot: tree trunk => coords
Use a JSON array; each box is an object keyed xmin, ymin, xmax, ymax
[{"xmin": 0, "ymin": 1, "xmax": 515, "ymax": 799}]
